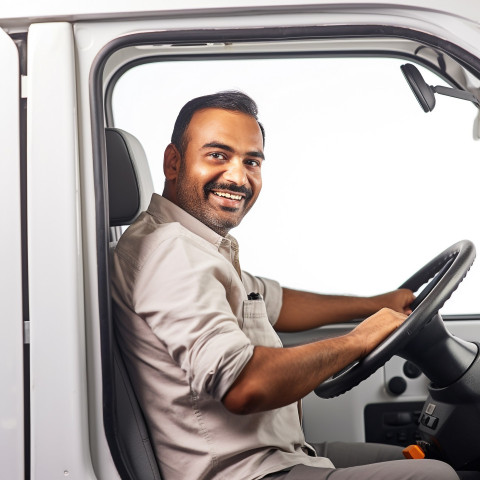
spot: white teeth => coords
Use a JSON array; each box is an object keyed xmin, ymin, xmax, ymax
[{"xmin": 213, "ymin": 191, "xmax": 242, "ymax": 201}]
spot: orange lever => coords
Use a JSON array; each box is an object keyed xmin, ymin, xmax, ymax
[{"xmin": 403, "ymin": 444, "xmax": 425, "ymax": 460}]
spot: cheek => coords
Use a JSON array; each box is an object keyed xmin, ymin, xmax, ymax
[
  {"xmin": 195, "ymin": 165, "xmax": 211, "ymax": 177},
  {"xmin": 191, "ymin": 164, "xmax": 220, "ymax": 185},
  {"xmin": 181, "ymin": 164, "xmax": 210, "ymax": 189},
  {"xmin": 252, "ymin": 176, "xmax": 262, "ymax": 196}
]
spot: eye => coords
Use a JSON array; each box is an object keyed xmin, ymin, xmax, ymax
[
  {"xmin": 245, "ymin": 159, "xmax": 262, "ymax": 168},
  {"xmin": 209, "ymin": 152, "xmax": 227, "ymax": 160}
]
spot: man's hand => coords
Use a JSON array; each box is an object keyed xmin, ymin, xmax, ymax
[
  {"xmin": 369, "ymin": 289, "xmax": 415, "ymax": 315},
  {"xmin": 349, "ymin": 307, "xmax": 408, "ymax": 358}
]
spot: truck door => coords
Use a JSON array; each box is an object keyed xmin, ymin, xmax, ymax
[{"xmin": 0, "ymin": 27, "xmax": 25, "ymax": 480}]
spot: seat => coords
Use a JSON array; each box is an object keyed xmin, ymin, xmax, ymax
[
  {"xmin": 106, "ymin": 127, "xmax": 155, "ymax": 231},
  {"xmin": 104, "ymin": 127, "xmax": 162, "ymax": 480}
]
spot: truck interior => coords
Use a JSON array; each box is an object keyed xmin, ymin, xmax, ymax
[{"xmin": 91, "ymin": 22, "xmax": 480, "ymax": 480}]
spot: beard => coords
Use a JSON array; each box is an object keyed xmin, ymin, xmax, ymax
[{"xmin": 175, "ymin": 168, "xmax": 254, "ymax": 237}]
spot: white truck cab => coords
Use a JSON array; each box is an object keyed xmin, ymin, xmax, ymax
[{"xmin": 2, "ymin": 2, "xmax": 480, "ymax": 478}]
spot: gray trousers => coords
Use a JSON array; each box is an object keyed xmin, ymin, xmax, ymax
[{"xmin": 264, "ymin": 442, "xmax": 464, "ymax": 480}]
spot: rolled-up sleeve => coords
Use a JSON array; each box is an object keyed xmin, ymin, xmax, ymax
[{"xmin": 128, "ymin": 232, "xmax": 254, "ymax": 400}]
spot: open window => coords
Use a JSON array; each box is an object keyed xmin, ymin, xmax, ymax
[{"xmin": 108, "ymin": 43, "xmax": 480, "ymax": 317}]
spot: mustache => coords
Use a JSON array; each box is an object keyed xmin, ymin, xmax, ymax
[{"xmin": 204, "ymin": 182, "xmax": 253, "ymax": 200}]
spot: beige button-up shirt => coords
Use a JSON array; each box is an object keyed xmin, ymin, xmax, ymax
[{"xmin": 111, "ymin": 194, "xmax": 334, "ymax": 480}]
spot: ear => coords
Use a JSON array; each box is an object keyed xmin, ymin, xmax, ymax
[{"xmin": 163, "ymin": 143, "xmax": 182, "ymax": 181}]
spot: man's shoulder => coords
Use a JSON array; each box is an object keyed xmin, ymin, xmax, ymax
[{"xmin": 114, "ymin": 213, "xmax": 216, "ymax": 272}]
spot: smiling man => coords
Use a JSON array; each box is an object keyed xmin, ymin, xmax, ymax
[
  {"xmin": 163, "ymin": 106, "xmax": 263, "ymax": 236},
  {"xmin": 111, "ymin": 91, "xmax": 459, "ymax": 480}
]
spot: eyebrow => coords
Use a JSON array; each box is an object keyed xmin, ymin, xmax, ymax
[{"xmin": 202, "ymin": 141, "xmax": 265, "ymax": 160}]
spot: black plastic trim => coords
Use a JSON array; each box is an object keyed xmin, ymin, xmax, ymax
[{"xmin": 11, "ymin": 31, "xmax": 31, "ymax": 480}]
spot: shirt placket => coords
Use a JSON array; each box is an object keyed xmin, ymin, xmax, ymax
[{"xmin": 218, "ymin": 237, "xmax": 242, "ymax": 279}]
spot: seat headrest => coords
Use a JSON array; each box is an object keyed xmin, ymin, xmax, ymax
[{"xmin": 106, "ymin": 128, "xmax": 154, "ymax": 227}]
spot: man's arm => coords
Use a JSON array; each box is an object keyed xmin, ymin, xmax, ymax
[
  {"xmin": 274, "ymin": 287, "xmax": 415, "ymax": 332},
  {"xmin": 222, "ymin": 307, "xmax": 406, "ymax": 414}
]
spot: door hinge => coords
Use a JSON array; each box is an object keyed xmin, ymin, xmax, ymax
[{"xmin": 24, "ymin": 320, "xmax": 30, "ymax": 344}]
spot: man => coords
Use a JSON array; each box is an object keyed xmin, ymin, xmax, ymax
[{"xmin": 111, "ymin": 91, "xmax": 459, "ymax": 480}]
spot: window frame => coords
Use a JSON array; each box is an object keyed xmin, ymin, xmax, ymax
[{"xmin": 89, "ymin": 24, "xmax": 480, "ymax": 476}]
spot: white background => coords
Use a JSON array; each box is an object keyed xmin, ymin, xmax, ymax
[{"xmin": 112, "ymin": 57, "xmax": 480, "ymax": 314}]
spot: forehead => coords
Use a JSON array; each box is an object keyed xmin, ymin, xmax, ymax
[{"xmin": 186, "ymin": 108, "xmax": 264, "ymax": 150}]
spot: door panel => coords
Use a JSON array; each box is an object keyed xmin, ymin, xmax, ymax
[{"xmin": 27, "ymin": 23, "xmax": 97, "ymax": 480}]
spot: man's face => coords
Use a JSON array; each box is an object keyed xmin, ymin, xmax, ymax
[{"xmin": 169, "ymin": 108, "xmax": 264, "ymax": 236}]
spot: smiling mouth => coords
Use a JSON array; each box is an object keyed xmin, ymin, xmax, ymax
[
  {"xmin": 212, "ymin": 191, "xmax": 244, "ymax": 201},
  {"xmin": 204, "ymin": 182, "xmax": 253, "ymax": 206}
]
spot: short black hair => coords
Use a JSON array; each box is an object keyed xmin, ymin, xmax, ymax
[{"xmin": 171, "ymin": 90, "xmax": 265, "ymax": 156}]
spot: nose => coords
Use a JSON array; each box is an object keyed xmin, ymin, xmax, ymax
[{"xmin": 223, "ymin": 158, "xmax": 247, "ymax": 186}]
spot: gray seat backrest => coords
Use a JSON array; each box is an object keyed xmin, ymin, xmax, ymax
[
  {"xmin": 106, "ymin": 128, "xmax": 154, "ymax": 227},
  {"xmin": 105, "ymin": 127, "xmax": 162, "ymax": 480}
]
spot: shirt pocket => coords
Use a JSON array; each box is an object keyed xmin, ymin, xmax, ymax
[{"xmin": 241, "ymin": 299, "xmax": 283, "ymax": 348}]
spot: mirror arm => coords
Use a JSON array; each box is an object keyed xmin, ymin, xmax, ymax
[{"xmin": 433, "ymin": 85, "xmax": 480, "ymax": 107}]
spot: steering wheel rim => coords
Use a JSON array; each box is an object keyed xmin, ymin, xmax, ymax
[{"xmin": 314, "ymin": 240, "xmax": 476, "ymax": 399}]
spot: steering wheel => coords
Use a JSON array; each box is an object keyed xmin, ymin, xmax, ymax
[{"xmin": 314, "ymin": 240, "xmax": 476, "ymax": 399}]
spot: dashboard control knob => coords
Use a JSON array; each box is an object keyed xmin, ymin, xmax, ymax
[
  {"xmin": 403, "ymin": 361, "xmax": 422, "ymax": 379},
  {"xmin": 387, "ymin": 376, "xmax": 407, "ymax": 396}
]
